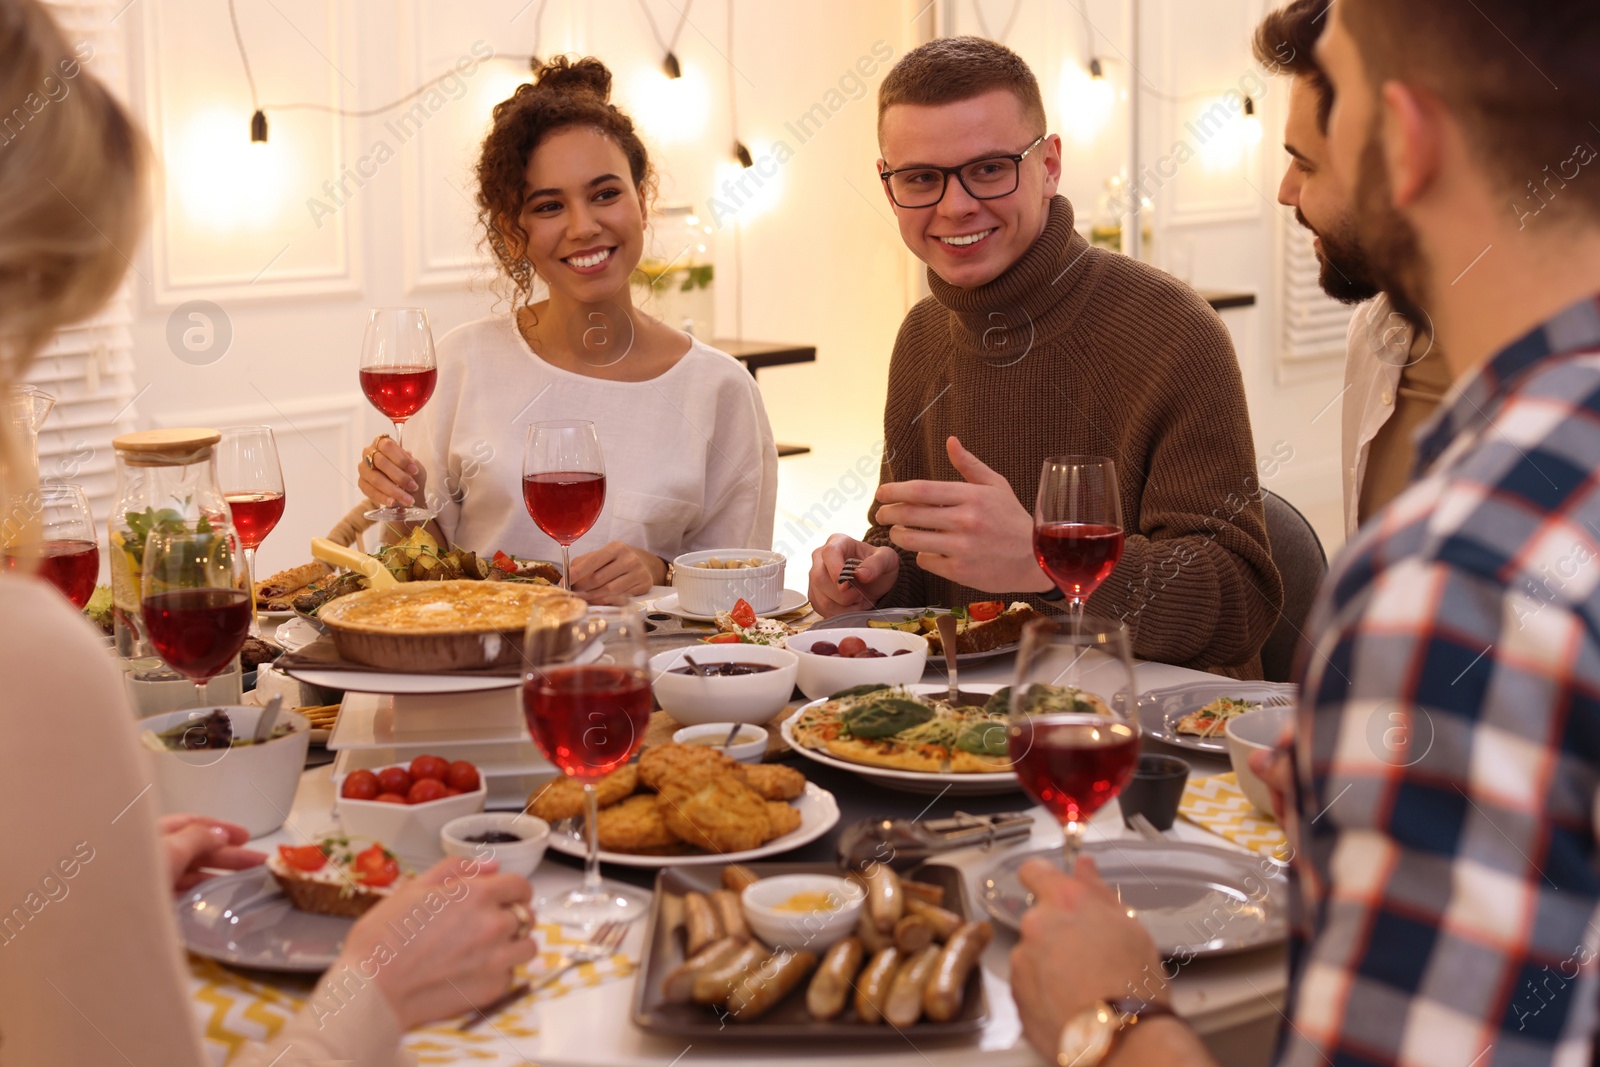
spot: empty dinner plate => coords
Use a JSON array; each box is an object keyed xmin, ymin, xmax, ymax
[
  {"xmin": 175, "ymin": 867, "xmax": 349, "ymax": 973},
  {"xmin": 980, "ymin": 839, "xmax": 1288, "ymax": 958}
]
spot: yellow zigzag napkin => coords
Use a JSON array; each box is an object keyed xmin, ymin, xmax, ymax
[
  {"xmin": 1180, "ymin": 773, "xmax": 1289, "ymax": 859},
  {"xmin": 188, "ymin": 920, "xmax": 635, "ymax": 1065}
]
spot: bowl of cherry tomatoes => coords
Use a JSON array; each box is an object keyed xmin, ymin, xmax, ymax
[{"xmin": 336, "ymin": 754, "xmax": 486, "ymax": 862}]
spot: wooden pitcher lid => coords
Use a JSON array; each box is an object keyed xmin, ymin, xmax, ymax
[{"xmin": 112, "ymin": 428, "xmax": 221, "ymax": 466}]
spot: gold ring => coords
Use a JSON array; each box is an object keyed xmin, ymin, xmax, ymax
[
  {"xmin": 510, "ymin": 902, "xmax": 533, "ymax": 940},
  {"xmin": 363, "ymin": 451, "xmax": 375, "ymax": 470}
]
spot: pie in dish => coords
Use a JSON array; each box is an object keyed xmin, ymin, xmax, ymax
[{"xmin": 317, "ymin": 580, "xmax": 586, "ymax": 671}]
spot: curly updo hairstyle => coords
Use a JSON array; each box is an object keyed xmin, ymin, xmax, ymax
[{"xmin": 476, "ymin": 55, "xmax": 657, "ymax": 308}]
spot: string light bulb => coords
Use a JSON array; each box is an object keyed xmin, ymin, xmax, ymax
[{"xmin": 250, "ymin": 108, "xmax": 268, "ymax": 143}]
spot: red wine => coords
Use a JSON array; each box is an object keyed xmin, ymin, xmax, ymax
[
  {"xmin": 226, "ymin": 492, "xmax": 285, "ymax": 549},
  {"xmin": 360, "ymin": 366, "xmax": 437, "ymax": 421},
  {"xmin": 523, "ymin": 665, "xmax": 652, "ymax": 781},
  {"xmin": 1010, "ymin": 713, "xmax": 1140, "ymax": 824},
  {"xmin": 1034, "ymin": 522, "xmax": 1125, "ymax": 600},
  {"xmin": 522, "ymin": 471, "xmax": 606, "ymax": 545},
  {"xmin": 141, "ymin": 588, "xmax": 252, "ymax": 682},
  {"xmin": 3, "ymin": 539, "xmax": 98, "ymax": 609}
]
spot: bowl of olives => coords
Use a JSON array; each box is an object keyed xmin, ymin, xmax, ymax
[{"xmin": 785, "ymin": 628, "xmax": 929, "ymax": 701}]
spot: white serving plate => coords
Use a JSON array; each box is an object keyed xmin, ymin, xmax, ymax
[
  {"xmin": 326, "ymin": 691, "xmax": 530, "ymax": 750},
  {"xmin": 650, "ymin": 588, "xmax": 810, "ymax": 622},
  {"xmin": 283, "ymin": 632, "xmax": 605, "ymax": 694},
  {"xmin": 1136, "ymin": 680, "xmax": 1298, "ymax": 755},
  {"xmin": 779, "ymin": 682, "xmax": 1022, "ymax": 796},
  {"xmin": 544, "ymin": 782, "xmax": 839, "ymax": 868}
]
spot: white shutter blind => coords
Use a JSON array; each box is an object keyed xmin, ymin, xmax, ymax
[
  {"xmin": 26, "ymin": 0, "xmax": 137, "ymax": 535},
  {"xmin": 1282, "ymin": 224, "xmax": 1354, "ymax": 362}
]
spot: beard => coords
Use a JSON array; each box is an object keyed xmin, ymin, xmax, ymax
[
  {"xmin": 1297, "ymin": 208, "xmax": 1380, "ymax": 305},
  {"xmin": 1351, "ymin": 121, "xmax": 1432, "ymax": 334}
]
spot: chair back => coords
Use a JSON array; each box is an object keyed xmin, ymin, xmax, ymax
[{"xmin": 1260, "ymin": 490, "xmax": 1328, "ymax": 683}]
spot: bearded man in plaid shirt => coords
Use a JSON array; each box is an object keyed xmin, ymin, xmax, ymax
[{"xmin": 1006, "ymin": 1, "xmax": 1600, "ymax": 1065}]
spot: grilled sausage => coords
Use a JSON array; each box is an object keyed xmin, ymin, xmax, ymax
[
  {"xmin": 856, "ymin": 909, "xmax": 892, "ymax": 954},
  {"xmin": 709, "ymin": 889, "xmax": 750, "ymax": 942},
  {"xmin": 722, "ymin": 864, "xmax": 760, "ymax": 894},
  {"xmin": 892, "ymin": 914, "xmax": 935, "ymax": 954},
  {"xmin": 901, "ymin": 880, "xmax": 945, "ymax": 906},
  {"xmin": 853, "ymin": 947, "xmax": 902, "ymax": 1024},
  {"xmin": 660, "ymin": 938, "xmax": 744, "ymax": 1003},
  {"xmin": 883, "ymin": 945, "xmax": 942, "ymax": 1027},
  {"xmin": 683, "ymin": 891, "xmax": 723, "ymax": 956},
  {"xmin": 690, "ymin": 941, "xmax": 766, "ymax": 1005},
  {"xmin": 922, "ymin": 921, "xmax": 994, "ymax": 1022},
  {"xmin": 806, "ymin": 936, "xmax": 865, "ymax": 1020},
  {"xmin": 865, "ymin": 864, "xmax": 904, "ymax": 933},
  {"xmin": 726, "ymin": 949, "xmax": 818, "ymax": 1022},
  {"xmin": 904, "ymin": 896, "xmax": 961, "ymax": 940}
]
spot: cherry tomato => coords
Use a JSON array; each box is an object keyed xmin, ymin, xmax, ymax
[
  {"xmin": 705, "ymin": 633, "xmax": 742, "ymax": 644},
  {"xmin": 341, "ymin": 769, "xmax": 380, "ymax": 801},
  {"xmin": 408, "ymin": 778, "xmax": 449, "ymax": 804},
  {"xmin": 277, "ymin": 844, "xmax": 327, "ymax": 872},
  {"xmin": 446, "ymin": 760, "xmax": 481, "ymax": 792},
  {"xmin": 730, "ymin": 598, "xmax": 757, "ymax": 629},
  {"xmin": 968, "ymin": 601, "xmax": 1004, "ymax": 622},
  {"xmin": 353, "ymin": 844, "xmax": 401, "ymax": 887},
  {"xmin": 376, "ymin": 766, "xmax": 412, "ymax": 796},
  {"xmin": 837, "ymin": 636, "xmax": 867, "ymax": 656},
  {"xmin": 442, "ymin": 786, "xmax": 463, "ymax": 798},
  {"xmin": 373, "ymin": 792, "xmax": 408, "ymax": 805},
  {"xmin": 409, "ymin": 754, "xmax": 449, "ymax": 782}
]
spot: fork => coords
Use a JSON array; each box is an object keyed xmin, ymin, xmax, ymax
[
  {"xmin": 838, "ymin": 557, "xmax": 873, "ymax": 601},
  {"xmin": 458, "ymin": 920, "xmax": 629, "ymax": 1031}
]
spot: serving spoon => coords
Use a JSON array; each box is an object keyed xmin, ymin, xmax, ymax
[
  {"xmin": 934, "ymin": 613, "xmax": 989, "ymax": 707},
  {"xmin": 684, "ymin": 654, "xmax": 746, "ymax": 750}
]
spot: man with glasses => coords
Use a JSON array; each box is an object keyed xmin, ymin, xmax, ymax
[{"xmin": 808, "ymin": 36, "xmax": 1282, "ymax": 678}]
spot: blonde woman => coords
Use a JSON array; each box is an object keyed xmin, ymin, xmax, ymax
[{"xmin": 0, "ymin": 2, "xmax": 537, "ymax": 1063}]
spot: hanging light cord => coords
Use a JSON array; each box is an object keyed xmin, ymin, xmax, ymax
[
  {"xmin": 635, "ymin": 0, "xmax": 693, "ymax": 64},
  {"xmin": 226, "ymin": 0, "xmax": 259, "ymax": 113},
  {"xmin": 726, "ymin": 0, "xmax": 743, "ymax": 341},
  {"xmin": 973, "ymin": 0, "xmax": 1023, "ymax": 46}
]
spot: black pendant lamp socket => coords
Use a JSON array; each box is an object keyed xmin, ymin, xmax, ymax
[
  {"xmin": 250, "ymin": 108, "xmax": 268, "ymax": 142},
  {"xmin": 662, "ymin": 51, "xmax": 682, "ymax": 79},
  {"xmin": 1244, "ymin": 96, "xmax": 1257, "ymax": 116},
  {"xmin": 734, "ymin": 141, "xmax": 754, "ymax": 168},
  {"xmin": 1088, "ymin": 57, "xmax": 1104, "ymax": 78}
]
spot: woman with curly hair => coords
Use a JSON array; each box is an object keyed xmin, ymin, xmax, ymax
[{"xmin": 359, "ymin": 56, "xmax": 778, "ymax": 601}]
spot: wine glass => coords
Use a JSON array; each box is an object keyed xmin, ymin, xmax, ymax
[
  {"xmin": 140, "ymin": 524, "xmax": 251, "ymax": 707},
  {"xmin": 360, "ymin": 307, "xmax": 438, "ymax": 524},
  {"xmin": 1, "ymin": 482, "xmax": 98, "ymax": 608},
  {"xmin": 1008, "ymin": 615, "xmax": 1141, "ymax": 874},
  {"xmin": 523, "ymin": 602, "xmax": 652, "ymax": 926},
  {"xmin": 217, "ymin": 426, "xmax": 285, "ymax": 634},
  {"xmin": 522, "ymin": 420, "xmax": 606, "ymax": 590},
  {"xmin": 1033, "ymin": 456, "xmax": 1124, "ymax": 629}
]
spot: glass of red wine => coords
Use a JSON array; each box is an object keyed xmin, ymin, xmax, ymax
[
  {"xmin": 1008, "ymin": 615, "xmax": 1141, "ymax": 874},
  {"xmin": 217, "ymin": 426, "xmax": 285, "ymax": 634},
  {"xmin": 1033, "ymin": 455, "xmax": 1124, "ymax": 630},
  {"xmin": 360, "ymin": 307, "xmax": 438, "ymax": 525},
  {"xmin": 523, "ymin": 602, "xmax": 651, "ymax": 926},
  {"xmin": 522, "ymin": 420, "xmax": 606, "ymax": 591},
  {"xmin": 140, "ymin": 523, "xmax": 252, "ymax": 708},
  {"xmin": 2, "ymin": 482, "xmax": 98, "ymax": 608}
]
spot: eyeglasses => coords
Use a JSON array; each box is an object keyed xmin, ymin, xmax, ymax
[{"xmin": 878, "ymin": 135, "xmax": 1047, "ymax": 209}]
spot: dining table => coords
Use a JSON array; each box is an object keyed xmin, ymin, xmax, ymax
[{"xmin": 190, "ymin": 592, "xmax": 1291, "ymax": 1067}]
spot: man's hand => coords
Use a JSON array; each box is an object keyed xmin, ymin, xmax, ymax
[
  {"xmin": 874, "ymin": 437, "xmax": 1054, "ymax": 594},
  {"xmin": 1010, "ymin": 857, "xmax": 1168, "ymax": 1062},
  {"xmin": 808, "ymin": 535, "xmax": 899, "ymax": 617},
  {"xmin": 569, "ymin": 541, "xmax": 657, "ymax": 604},
  {"xmin": 158, "ymin": 814, "xmax": 266, "ymax": 894}
]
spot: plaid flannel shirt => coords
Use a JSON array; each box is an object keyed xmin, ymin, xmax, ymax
[{"xmin": 1282, "ymin": 295, "xmax": 1600, "ymax": 1067}]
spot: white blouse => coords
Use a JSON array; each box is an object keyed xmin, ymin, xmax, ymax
[{"xmin": 410, "ymin": 315, "xmax": 778, "ymax": 562}]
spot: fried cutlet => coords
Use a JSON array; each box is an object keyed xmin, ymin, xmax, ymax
[
  {"xmin": 596, "ymin": 794, "xmax": 688, "ymax": 854},
  {"xmin": 636, "ymin": 742, "xmax": 745, "ymax": 792},
  {"xmin": 741, "ymin": 763, "xmax": 806, "ymax": 801},
  {"xmin": 526, "ymin": 765, "xmax": 638, "ymax": 823},
  {"xmin": 762, "ymin": 801, "xmax": 802, "ymax": 841},
  {"xmin": 656, "ymin": 776, "xmax": 771, "ymax": 853}
]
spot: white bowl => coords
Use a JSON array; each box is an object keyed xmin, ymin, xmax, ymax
[
  {"xmin": 648, "ymin": 643, "xmax": 799, "ymax": 726},
  {"xmin": 338, "ymin": 767, "xmax": 487, "ymax": 863},
  {"xmin": 741, "ymin": 874, "xmax": 865, "ymax": 951},
  {"xmin": 440, "ymin": 813, "xmax": 551, "ymax": 879},
  {"xmin": 785, "ymin": 628, "xmax": 929, "ymax": 701},
  {"xmin": 1225, "ymin": 705, "xmax": 1294, "ymax": 816},
  {"xmin": 672, "ymin": 548, "xmax": 786, "ymax": 614},
  {"xmin": 672, "ymin": 723, "xmax": 768, "ymax": 764},
  {"xmin": 141, "ymin": 705, "xmax": 311, "ymax": 837}
]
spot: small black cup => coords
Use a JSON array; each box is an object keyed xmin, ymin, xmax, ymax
[{"xmin": 1120, "ymin": 754, "xmax": 1190, "ymax": 832}]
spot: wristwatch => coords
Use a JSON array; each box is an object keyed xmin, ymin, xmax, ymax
[
  {"xmin": 661, "ymin": 557, "xmax": 675, "ymax": 586},
  {"xmin": 1056, "ymin": 998, "xmax": 1177, "ymax": 1066}
]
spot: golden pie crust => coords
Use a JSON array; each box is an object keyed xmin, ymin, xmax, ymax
[{"xmin": 318, "ymin": 580, "xmax": 585, "ymax": 671}]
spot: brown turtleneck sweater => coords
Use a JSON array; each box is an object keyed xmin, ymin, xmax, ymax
[{"xmin": 866, "ymin": 197, "xmax": 1283, "ymax": 678}]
